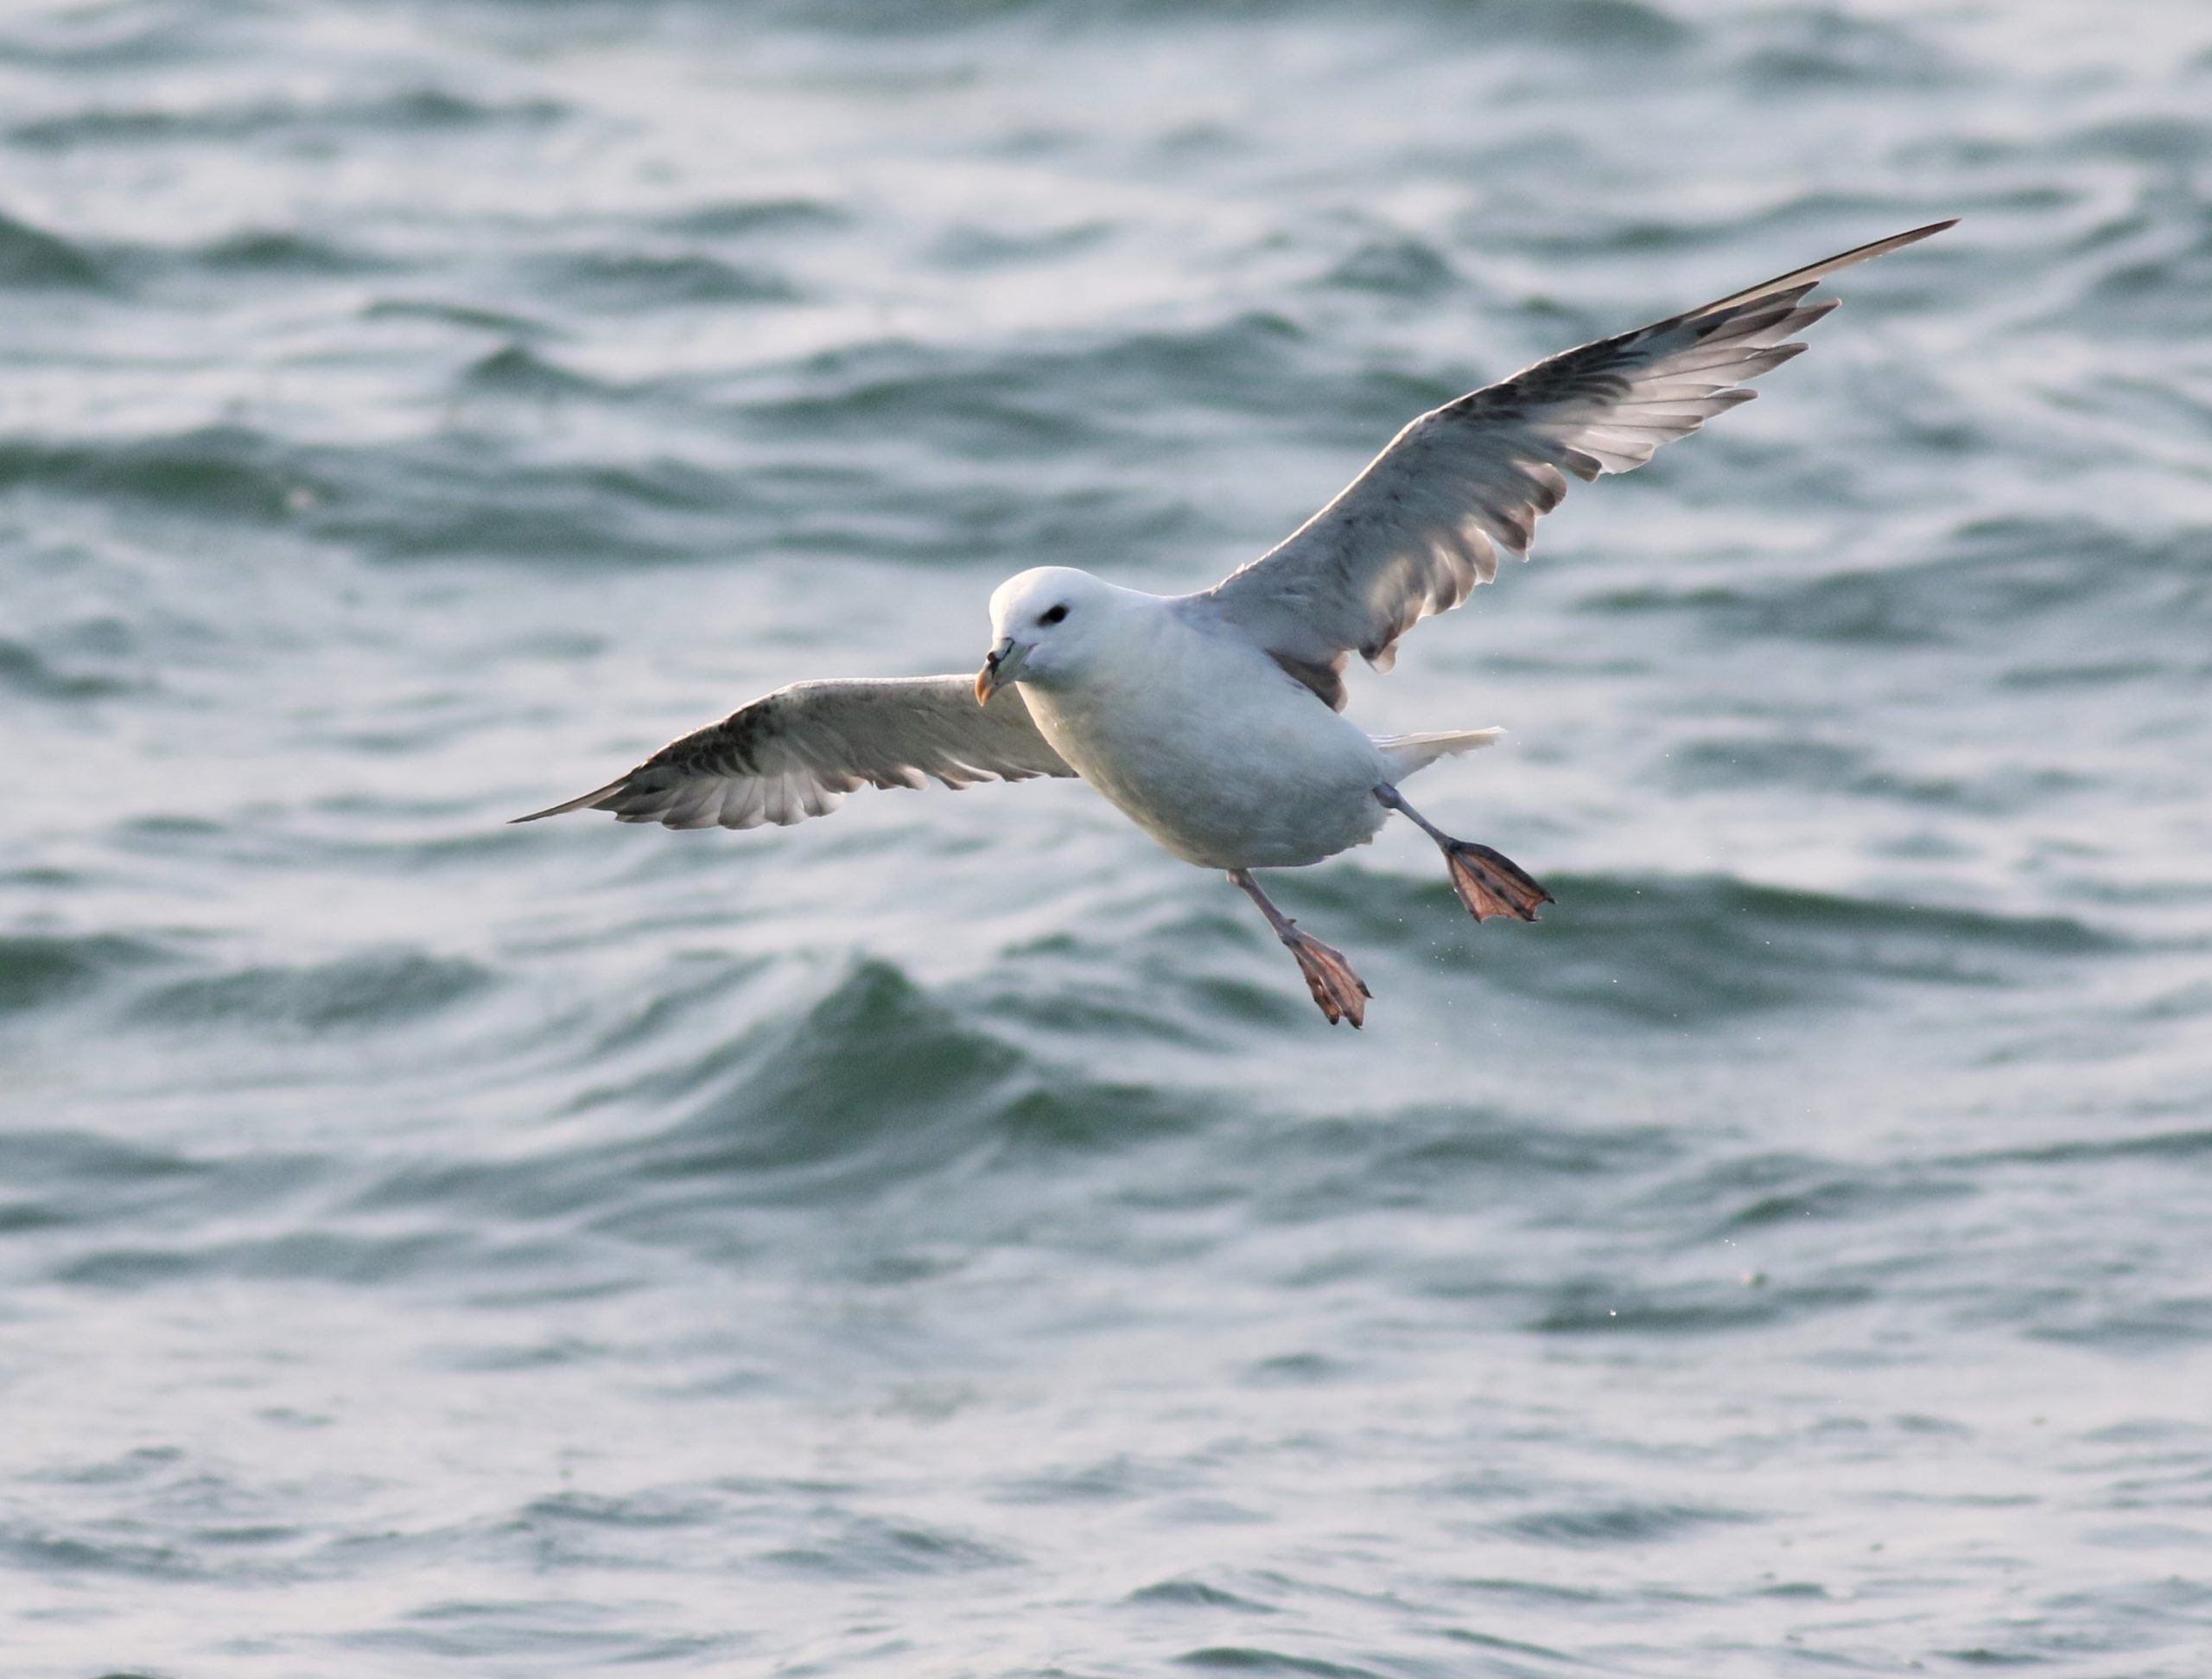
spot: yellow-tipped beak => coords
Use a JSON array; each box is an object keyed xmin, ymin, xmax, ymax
[{"xmin": 974, "ymin": 638, "xmax": 1024, "ymax": 705}]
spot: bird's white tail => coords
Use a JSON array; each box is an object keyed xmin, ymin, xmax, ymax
[{"xmin": 1375, "ymin": 727, "xmax": 1503, "ymax": 779}]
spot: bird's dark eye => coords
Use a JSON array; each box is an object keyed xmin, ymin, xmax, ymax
[{"xmin": 1040, "ymin": 604, "xmax": 1070, "ymax": 626}]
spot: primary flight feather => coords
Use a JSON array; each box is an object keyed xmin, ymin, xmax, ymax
[{"xmin": 517, "ymin": 220, "xmax": 1955, "ymax": 1026}]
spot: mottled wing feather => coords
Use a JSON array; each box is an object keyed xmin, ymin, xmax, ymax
[
  {"xmin": 1198, "ymin": 221, "xmax": 1955, "ymax": 698},
  {"xmin": 512, "ymin": 676, "xmax": 1075, "ymax": 830}
]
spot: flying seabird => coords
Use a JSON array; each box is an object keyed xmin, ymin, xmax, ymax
[{"xmin": 517, "ymin": 220, "xmax": 1955, "ymax": 1026}]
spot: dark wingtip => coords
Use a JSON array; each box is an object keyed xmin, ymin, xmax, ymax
[
  {"xmin": 1694, "ymin": 219, "xmax": 1962, "ymax": 318},
  {"xmin": 508, "ymin": 776, "xmax": 629, "ymax": 824},
  {"xmin": 1859, "ymin": 218, "xmax": 1961, "ymax": 252}
]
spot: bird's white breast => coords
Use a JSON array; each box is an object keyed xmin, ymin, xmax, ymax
[{"xmin": 1019, "ymin": 602, "xmax": 1392, "ymax": 870}]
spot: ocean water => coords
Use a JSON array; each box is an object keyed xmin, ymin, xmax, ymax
[{"xmin": 4, "ymin": 1, "xmax": 2211, "ymax": 1673}]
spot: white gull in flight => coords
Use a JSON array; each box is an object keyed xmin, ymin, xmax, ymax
[{"xmin": 518, "ymin": 221, "xmax": 1954, "ymax": 1026}]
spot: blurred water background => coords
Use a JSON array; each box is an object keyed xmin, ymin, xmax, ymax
[{"xmin": 4, "ymin": 1, "xmax": 2211, "ymax": 1674}]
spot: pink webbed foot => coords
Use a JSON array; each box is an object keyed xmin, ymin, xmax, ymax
[
  {"xmin": 1444, "ymin": 841, "xmax": 1554, "ymax": 924},
  {"xmin": 1283, "ymin": 927, "xmax": 1371, "ymax": 1027}
]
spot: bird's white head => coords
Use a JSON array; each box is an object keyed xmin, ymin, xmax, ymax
[{"xmin": 975, "ymin": 567, "xmax": 1129, "ymax": 704}]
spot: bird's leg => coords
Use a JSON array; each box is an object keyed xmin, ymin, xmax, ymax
[
  {"xmin": 1373, "ymin": 783, "xmax": 1553, "ymax": 924},
  {"xmin": 1227, "ymin": 868, "xmax": 1370, "ymax": 1028}
]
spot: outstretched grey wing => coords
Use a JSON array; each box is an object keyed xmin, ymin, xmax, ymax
[
  {"xmin": 513, "ymin": 676, "xmax": 1075, "ymax": 830},
  {"xmin": 1195, "ymin": 221, "xmax": 1955, "ymax": 707}
]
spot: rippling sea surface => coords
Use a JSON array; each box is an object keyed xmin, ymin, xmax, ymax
[{"xmin": 6, "ymin": 2, "xmax": 2212, "ymax": 1673}]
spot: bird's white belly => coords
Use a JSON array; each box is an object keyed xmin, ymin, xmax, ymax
[{"xmin": 1020, "ymin": 632, "xmax": 1391, "ymax": 871}]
